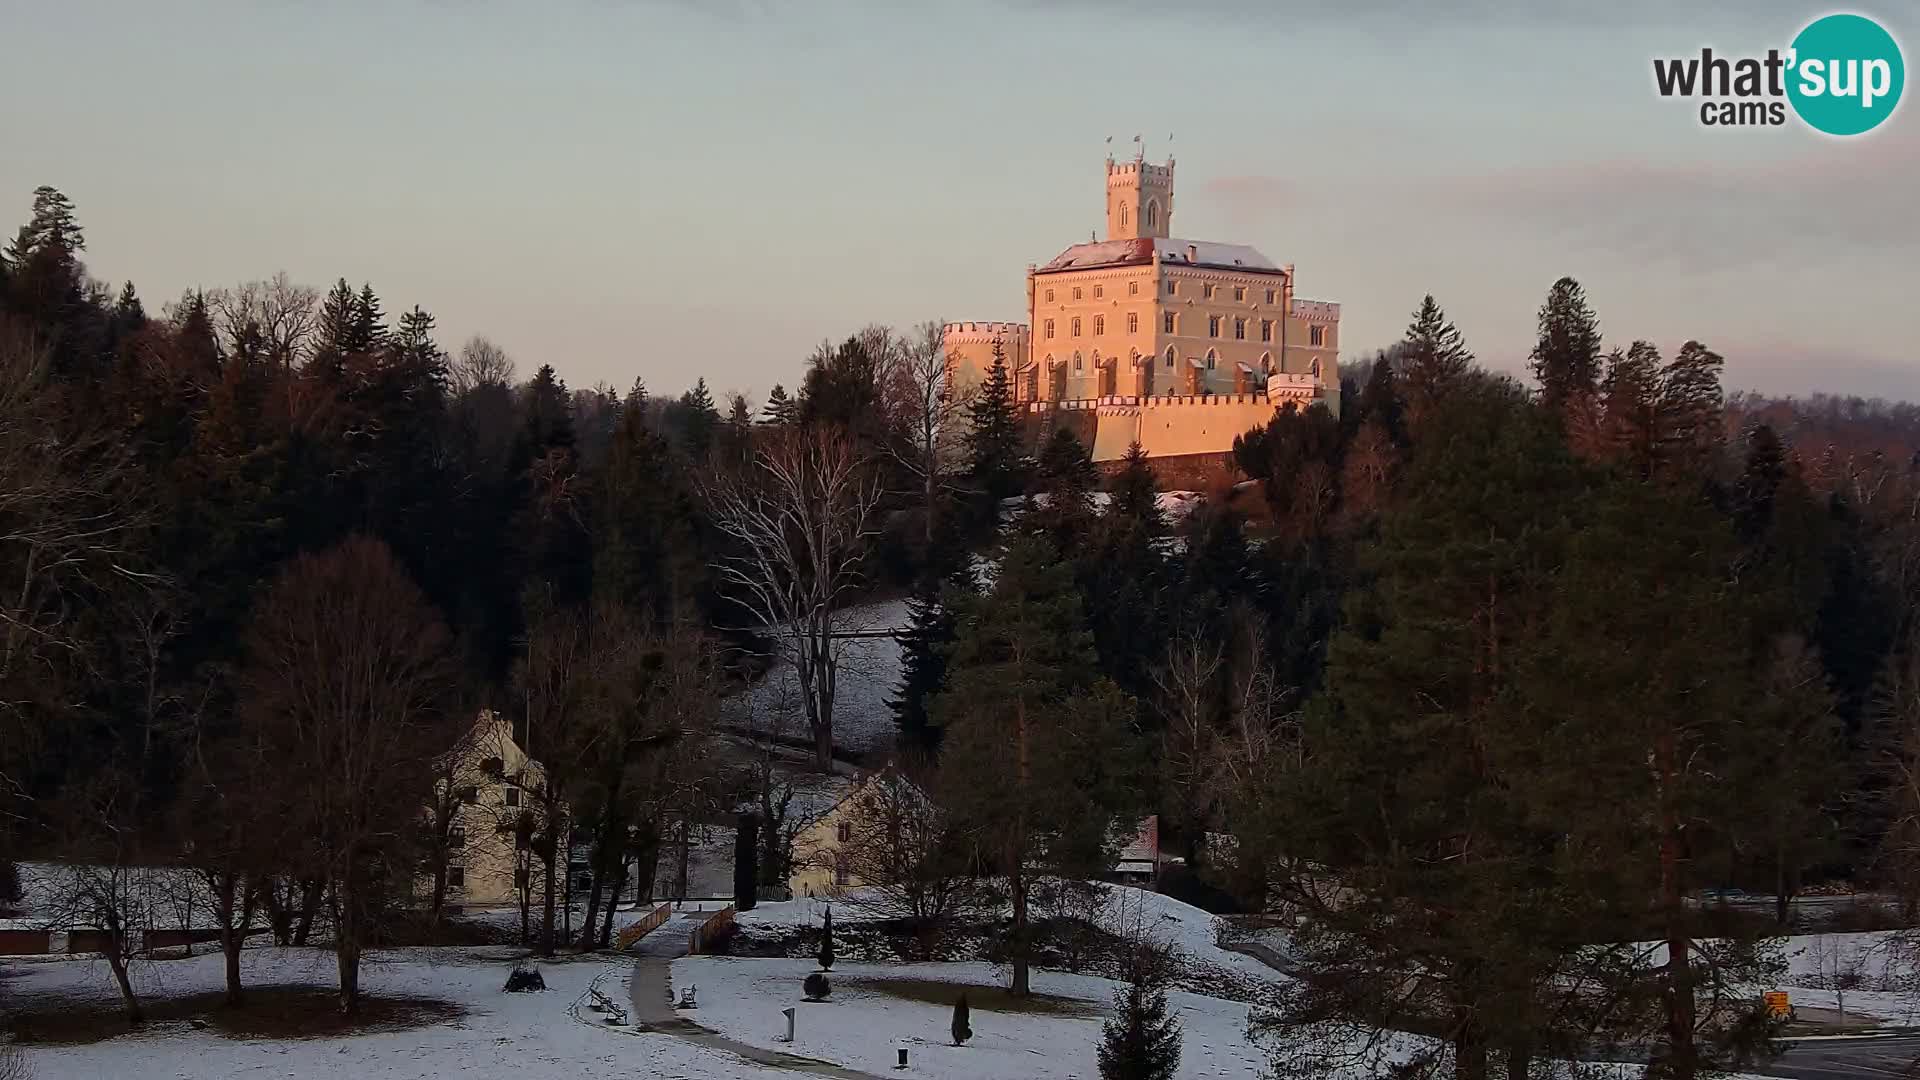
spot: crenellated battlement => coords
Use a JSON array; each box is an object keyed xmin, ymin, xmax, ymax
[
  {"xmin": 1106, "ymin": 159, "xmax": 1174, "ymax": 186},
  {"xmin": 942, "ymin": 320, "xmax": 1031, "ymax": 345},
  {"xmin": 1026, "ymin": 392, "xmax": 1277, "ymax": 413},
  {"xmin": 1292, "ymin": 298, "xmax": 1341, "ymax": 322}
]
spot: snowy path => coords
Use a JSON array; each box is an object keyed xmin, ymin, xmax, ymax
[{"xmin": 628, "ymin": 913, "xmax": 891, "ymax": 1079}]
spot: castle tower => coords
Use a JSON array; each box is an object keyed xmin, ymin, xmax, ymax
[{"xmin": 1105, "ymin": 155, "xmax": 1174, "ymax": 241}]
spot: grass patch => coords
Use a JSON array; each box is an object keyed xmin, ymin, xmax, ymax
[
  {"xmin": 842, "ymin": 976, "xmax": 1098, "ymax": 1018},
  {"xmin": 3, "ymin": 984, "xmax": 464, "ymax": 1045}
]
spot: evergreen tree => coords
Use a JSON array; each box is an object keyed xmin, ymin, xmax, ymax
[
  {"xmin": 720, "ymin": 392, "xmax": 754, "ymax": 464},
  {"xmin": 673, "ymin": 377, "xmax": 720, "ymax": 454},
  {"xmin": 595, "ymin": 382, "xmax": 702, "ymax": 621},
  {"xmin": 891, "ymin": 564, "xmax": 974, "ymax": 754},
  {"xmin": 932, "ymin": 536, "xmax": 1143, "ymax": 996},
  {"xmin": 1097, "ymin": 949, "xmax": 1182, "ymax": 1080},
  {"xmin": 1108, "ymin": 442, "xmax": 1161, "ymax": 533},
  {"xmin": 951, "ymin": 993, "xmax": 972, "ymax": 1045},
  {"xmin": 818, "ymin": 905, "xmax": 835, "ymax": 970},
  {"xmin": 1401, "ymin": 294, "xmax": 1472, "ymax": 433},
  {"xmin": 349, "ymin": 283, "xmax": 388, "ymax": 355},
  {"xmin": 1028, "ymin": 426, "xmax": 1099, "ymax": 547},
  {"xmin": 965, "ymin": 342, "xmax": 1025, "ymax": 520},
  {"xmin": 761, "ymin": 383, "xmax": 797, "ymax": 426},
  {"xmin": 1528, "ymin": 276, "xmax": 1602, "ymax": 418}
]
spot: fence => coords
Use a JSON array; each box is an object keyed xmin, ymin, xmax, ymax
[
  {"xmin": 614, "ymin": 903, "xmax": 674, "ymax": 951},
  {"xmin": 688, "ymin": 906, "xmax": 735, "ymax": 956}
]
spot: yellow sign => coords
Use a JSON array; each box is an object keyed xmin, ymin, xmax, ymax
[{"xmin": 1764, "ymin": 991, "xmax": 1791, "ymax": 1018}]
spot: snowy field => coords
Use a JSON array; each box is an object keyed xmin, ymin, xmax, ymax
[
  {"xmin": 725, "ymin": 598, "xmax": 911, "ymax": 756},
  {"xmin": 6, "ymin": 946, "xmax": 797, "ymax": 1080}
]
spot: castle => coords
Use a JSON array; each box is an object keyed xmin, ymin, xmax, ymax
[{"xmin": 944, "ymin": 153, "xmax": 1341, "ymax": 477}]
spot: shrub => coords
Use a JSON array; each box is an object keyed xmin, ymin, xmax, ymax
[
  {"xmin": 803, "ymin": 973, "xmax": 831, "ymax": 1001},
  {"xmin": 503, "ymin": 963, "xmax": 546, "ymax": 993}
]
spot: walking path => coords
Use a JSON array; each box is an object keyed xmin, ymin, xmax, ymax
[{"xmin": 627, "ymin": 910, "xmax": 890, "ymax": 1079}]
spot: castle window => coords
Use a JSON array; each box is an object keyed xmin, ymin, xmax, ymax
[
  {"xmin": 1146, "ymin": 201, "xmax": 1158, "ymax": 229},
  {"xmin": 1164, "ymin": 347, "xmax": 1176, "ymax": 369},
  {"xmin": 1044, "ymin": 319, "xmax": 1055, "ymax": 340},
  {"xmin": 1208, "ymin": 315, "xmax": 1221, "ymax": 338},
  {"xmin": 1203, "ymin": 283, "xmax": 1216, "ymax": 300},
  {"xmin": 1234, "ymin": 286, "xmax": 1246, "ymax": 302},
  {"xmin": 1127, "ymin": 312, "xmax": 1139, "ymax": 334},
  {"xmin": 1260, "ymin": 319, "xmax": 1273, "ymax": 343},
  {"xmin": 1163, "ymin": 311, "xmax": 1175, "ymax": 334},
  {"xmin": 1073, "ymin": 287, "xmax": 1083, "ymax": 301},
  {"xmin": 1165, "ymin": 280, "xmax": 1177, "ymax": 296},
  {"xmin": 1094, "ymin": 285, "xmax": 1104, "ymax": 299},
  {"xmin": 1120, "ymin": 203, "xmax": 1129, "ymax": 228},
  {"xmin": 1310, "ymin": 324, "xmax": 1326, "ymax": 347},
  {"xmin": 1074, "ymin": 353, "xmax": 1083, "ymax": 371},
  {"xmin": 1093, "ymin": 315, "xmax": 1104, "ymax": 336},
  {"xmin": 1046, "ymin": 288, "xmax": 1055, "ymax": 303},
  {"xmin": 1128, "ymin": 281, "xmax": 1139, "ymax": 296},
  {"xmin": 1072, "ymin": 317, "xmax": 1082, "ymax": 337},
  {"xmin": 1234, "ymin": 318, "xmax": 1246, "ymax": 340},
  {"xmin": 1260, "ymin": 351, "xmax": 1274, "ymax": 373},
  {"xmin": 1265, "ymin": 288, "xmax": 1277, "ymax": 305},
  {"xmin": 1205, "ymin": 350, "xmax": 1217, "ymax": 370}
]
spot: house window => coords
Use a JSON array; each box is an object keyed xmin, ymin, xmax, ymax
[
  {"xmin": 449, "ymin": 826, "xmax": 466, "ymax": 850},
  {"xmin": 1260, "ymin": 319, "xmax": 1273, "ymax": 343},
  {"xmin": 1094, "ymin": 285, "xmax": 1104, "ymax": 299},
  {"xmin": 1265, "ymin": 288, "xmax": 1277, "ymax": 305},
  {"xmin": 1127, "ymin": 312, "xmax": 1139, "ymax": 334},
  {"xmin": 1073, "ymin": 287, "xmax": 1083, "ymax": 300},
  {"xmin": 1093, "ymin": 315, "xmax": 1104, "ymax": 336},
  {"xmin": 446, "ymin": 866, "xmax": 464, "ymax": 889},
  {"xmin": 1046, "ymin": 288, "xmax": 1055, "ymax": 303},
  {"xmin": 515, "ymin": 832, "xmax": 529, "ymax": 851},
  {"xmin": 1071, "ymin": 317, "xmax": 1082, "ymax": 337},
  {"xmin": 834, "ymin": 855, "xmax": 851, "ymax": 887},
  {"xmin": 1128, "ymin": 281, "xmax": 1139, "ymax": 296},
  {"xmin": 457, "ymin": 786, "xmax": 478, "ymax": 805},
  {"xmin": 1163, "ymin": 311, "xmax": 1175, "ymax": 334},
  {"xmin": 1310, "ymin": 324, "xmax": 1326, "ymax": 347},
  {"xmin": 836, "ymin": 821, "xmax": 852, "ymax": 843},
  {"xmin": 1165, "ymin": 280, "xmax": 1177, "ymax": 295},
  {"xmin": 504, "ymin": 787, "xmax": 519, "ymax": 808},
  {"xmin": 1234, "ymin": 286, "xmax": 1246, "ymax": 302},
  {"xmin": 1208, "ymin": 315, "xmax": 1221, "ymax": 338},
  {"xmin": 1203, "ymin": 283, "xmax": 1216, "ymax": 299},
  {"xmin": 1044, "ymin": 319, "xmax": 1055, "ymax": 340},
  {"xmin": 1234, "ymin": 317, "xmax": 1247, "ymax": 340}
]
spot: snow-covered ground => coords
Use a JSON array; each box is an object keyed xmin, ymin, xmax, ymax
[
  {"xmin": 8, "ymin": 946, "xmax": 796, "ymax": 1080},
  {"xmin": 726, "ymin": 598, "xmax": 911, "ymax": 756}
]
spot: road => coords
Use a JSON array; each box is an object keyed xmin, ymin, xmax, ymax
[{"xmin": 1757, "ymin": 1035, "xmax": 1920, "ymax": 1079}]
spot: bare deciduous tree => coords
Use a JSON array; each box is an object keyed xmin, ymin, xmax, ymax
[
  {"xmin": 240, "ymin": 536, "xmax": 462, "ymax": 1014},
  {"xmin": 706, "ymin": 425, "xmax": 885, "ymax": 771},
  {"xmin": 882, "ymin": 321, "xmax": 972, "ymax": 549},
  {"xmin": 205, "ymin": 272, "xmax": 318, "ymax": 372},
  {"xmin": 452, "ymin": 335, "xmax": 515, "ymax": 398}
]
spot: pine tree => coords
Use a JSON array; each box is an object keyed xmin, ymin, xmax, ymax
[
  {"xmin": 1528, "ymin": 276, "xmax": 1602, "ymax": 419},
  {"xmin": 891, "ymin": 565, "xmax": 974, "ymax": 754},
  {"xmin": 932, "ymin": 536, "xmax": 1143, "ymax": 996},
  {"xmin": 674, "ymin": 377, "xmax": 720, "ymax": 453},
  {"xmin": 965, "ymin": 342, "xmax": 1025, "ymax": 519},
  {"xmin": 951, "ymin": 993, "xmax": 972, "ymax": 1045},
  {"xmin": 761, "ymin": 383, "xmax": 797, "ymax": 426},
  {"xmin": 1029, "ymin": 426, "xmax": 1099, "ymax": 547},
  {"xmin": 1107, "ymin": 442, "xmax": 1162, "ymax": 534},
  {"xmin": 1401, "ymin": 294, "xmax": 1472, "ymax": 433},
  {"xmin": 1097, "ymin": 950, "xmax": 1182, "ymax": 1080},
  {"xmin": 349, "ymin": 283, "xmax": 388, "ymax": 355}
]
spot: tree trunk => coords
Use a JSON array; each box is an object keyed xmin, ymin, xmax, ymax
[
  {"xmin": 599, "ymin": 859, "xmax": 629, "ymax": 949},
  {"xmin": 582, "ymin": 870, "xmax": 605, "ymax": 952},
  {"xmin": 1503, "ymin": 1042, "xmax": 1530, "ymax": 1080},
  {"xmin": 1453, "ymin": 1018, "xmax": 1487, "ymax": 1080},
  {"xmin": 102, "ymin": 923, "xmax": 142, "ymax": 1024},
  {"xmin": 675, "ymin": 816, "xmax": 691, "ymax": 901},
  {"xmin": 1658, "ymin": 732, "xmax": 1697, "ymax": 1080},
  {"xmin": 334, "ymin": 881, "xmax": 361, "ymax": 1016},
  {"xmin": 540, "ymin": 839, "xmax": 557, "ymax": 958},
  {"xmin": 1009, "ymin": 695, "xmax": 1031, "ymax": 998},
  {"xmin": 812, "ymin": 712, "xmax": 834, "ymax": 774},
  {"xmin": 292, "ymin": 878, "xmax": 322, "ymax": 946},
  {"xmin": 1774, "ymin": 844, "xmax": 1792, "ymax": 928}
]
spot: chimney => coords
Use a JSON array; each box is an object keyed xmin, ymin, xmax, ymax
[{"xmin": 1186, "ymin": 244, "xmax": 1197, "ymax": 263}]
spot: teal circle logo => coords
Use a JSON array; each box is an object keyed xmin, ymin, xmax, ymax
[{"xmin": 1787, "ymin": 13, "xmax": 1904, "ymax": 135}]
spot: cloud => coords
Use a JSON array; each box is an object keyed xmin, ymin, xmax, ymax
[{"xmin": 1001, "ymin": 0, "xmax": 1825, "ymax": 31}]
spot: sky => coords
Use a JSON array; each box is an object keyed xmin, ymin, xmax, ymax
[{"xmin": 1, "ymin": 0, "xmax": 1914, "ymax": 403}]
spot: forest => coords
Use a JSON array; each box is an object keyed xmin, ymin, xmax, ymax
[{"xmin": 5, "ymin": 183, "xmax": 1920, "ymax": 1080}]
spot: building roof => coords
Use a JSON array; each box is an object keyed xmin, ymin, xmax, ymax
[{"xmin": 1036, "ymin": 237, "xmax": 1282, "ymax": 275}]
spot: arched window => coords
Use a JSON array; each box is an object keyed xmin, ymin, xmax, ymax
[
  {"xmin": 1093, "ymin": 315, "xmax": 1105, "ymax": 336},
  {"xmin": 1120, "ymin": 203, "xmax": 1129, "ymax": 229},
  {"xmin": 1146, "ymin": 200, "xmax": 1159, "ymax": 229},
  {"xmin": 1073, "ymin": 351, "xmax": 1084, "ymax": 371},
  {"xmin": 1310, "ymin": 357, "xmax": 1322, "ymax": 378},
  {"xmin": 1164, "ymin": 345, "xmax": 1176, "ymax": 369},
  {"xmin": 1071, "ymin": 317, "xmax": 1082, "ymax": 337},
  {"xmin": 1260, "ymin": 351, "xmax": 1273, "ymax": 374},
  {"xmin": 1205, "ymin": 349, "xmax": 1218, "ymax": 370}
]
